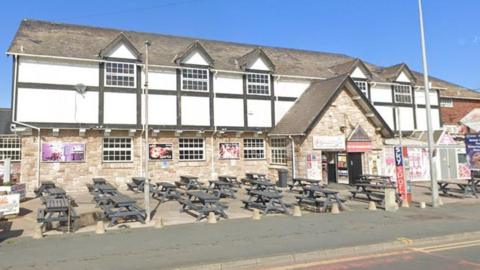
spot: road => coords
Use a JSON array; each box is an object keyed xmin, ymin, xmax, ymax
[
  {"xmin": 287, "ymin": 239, "xmax": 480, "ymax": 270},
  {"xmin": 1, "ymin": 202, "xmax": 480, "ymax": 270}
]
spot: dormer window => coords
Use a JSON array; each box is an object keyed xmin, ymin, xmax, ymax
[
  {"xmin": 354, "ymin": 80, "xmax": 368, "ymax": 98},
  {"xmin": 393, "ymin": 84, "xmax": 412, "ymax": 104},
  {"xmin": 181, "ymin": 67, "xmax": 209, "ymax": 91},
  {"xmin": 105, "ymin": 62, "xmax": 136, "ymax": 88},
  {"xmin": 246, "ymin": 73, "xmax": 270, "ymax": 95}
]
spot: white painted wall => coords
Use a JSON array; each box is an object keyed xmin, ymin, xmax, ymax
[
  {"xmin": 106, "ymin": 43, "xmax": 137, "ymax": 60},
  {"xmin": 370, "ymin": 85, "xmax": 392, "ymax": 103},
  {"xmin": 374, "ymin": 105, "xmax": 394, "ymax": 130},
  {"xmin": 416, "ymin": 108, "xmax": 441, "ymax": 130},
  {"xmin": 142, "ymin": 94, "xmax": 177, "ymax": 125},
  {"xmin": 18, "ymin": 57, "xmax": 99, "ymax": 86},
  {"xmin": 414, "ymin": 89, "xmax": 439, "ymax": 106},
  {"xmin": 396, "ymin": 107, "xmax": 415, "ymax": 131},
  {"xmin": 214, "ymin": 98, "xmax": 243, "ymax": 126},
  {"xmin": 274, "ymin": 79, "xmax": 310, "ymax": 98},
  {"xmin": 181, "ymin": 96, "xmax": 210, "ymax": 126},
  {"xmin": 247, "ymin": 100, "xmax": 271, "ymax": 127},
  {"xmin": 143, "ymin": 69, "xmax": 177, "ymax": 91},
  {"xmin": 350, "ymin": 67, "xmax": 366, "ymax": 79},
  {"xmin": 396, "ymin": 71, "xmax": 411, "ymax": 83},
  {"xmin": 17, "ymin": 88, "xmax": 98, "ymax": 123},
  {"xmin": 182, "ymin": 51, "xmax": 209, "ymax": 66},
  {"xmin": 275, "ymin": 101, "xmax": 295, "ymax": 124},
  {"xmin": 104, "ymin": 92, "xmax": 137, "ymax": 124},
  {"xmin": 214, "ymin": 73, "xmax": 243, "ymax": 94},
  {"xmin": 247, "ymin": 57, "xmax": 270, "ymax": 71}
]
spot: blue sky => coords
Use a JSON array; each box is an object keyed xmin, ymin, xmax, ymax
[{"xmin": 0, "ymin": 0, "xmax": 479, "ymax": 108}]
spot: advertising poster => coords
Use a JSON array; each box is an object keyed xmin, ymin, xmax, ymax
[
  {"xmin": 394, "ymin": 146, "xmax": 407, "ymax": 200},
  {"xmin": 219, "ymin": 143, "xmax": 240, "ymax": 160},
  {"xmin": 407, "ymin": 148, "xmax": 430, "ymax": 180},
  {"xmin": 0, "ymin": 193, "xmax": 20, "ymax": 215},
  {"xmin": 42, "ymin": 142, "xmax": 85, "ymax": 162},
  {"xmin": 307, "ymin": 153, "xmax": 322, "ymax": 180},
  {"xmin": 465, "ymin": 134, "xmax": 480, "ymax": 171},
  {"xmin": 383, "ymin": 148, "xmax": 397, "ymax": 182},
  {"xmin": 149, "ymin": 144, "xmax": 173, "ymax": 160}
]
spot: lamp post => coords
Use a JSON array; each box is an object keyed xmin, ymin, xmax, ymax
[
  {"xmin": 144, "ymin": 40, "xmax": 151, "ymax": 222},
  {"xmin": 418, "ymin": 0, "xmax": 439, "ymax": 207}
]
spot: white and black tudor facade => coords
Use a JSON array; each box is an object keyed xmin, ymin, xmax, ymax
[{"xmin": 2, "ymin": 19, "xmax": 468, "ymax": 192}]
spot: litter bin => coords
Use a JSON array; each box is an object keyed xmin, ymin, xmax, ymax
[{"xmin": 277, "ymin": 169, "xmax": 288, "ymax": 187}]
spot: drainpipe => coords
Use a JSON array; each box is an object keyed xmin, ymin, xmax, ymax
[{"xmin": 289, "ymin": 136, "xmax": 296, "ymax": 178}]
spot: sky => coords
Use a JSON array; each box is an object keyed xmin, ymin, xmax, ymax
[{"xmin": 0, "ymin": 0, "xmax": 479, "ymax": 108}]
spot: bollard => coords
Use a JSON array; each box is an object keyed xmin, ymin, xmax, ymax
[
  {"xmin": 368, "ymin": 201, "xmax": 377, "ymax": 211},
  {"xmin": 438, "ymin": 197, "xmax": 444, "ymax": 206},
  {"xmin": 207, "ymin": 212, "xmax": 217, "ymax": 224},
  {"xmin": 252, "ymin": 209, "xmax": 261, "ymax": 220},
  {"xmin": 293, "ymin": 205, "xmax": 302, "ymax": 217},
  {"xmin": 420, "ymin": 201, "xmax": 426, "ymax": 209},
  {"xmin": 32, "ymin": 224, "xmax": 43, "ymax": 239},
  {"xmin": 384, "ymin": 187, "xmax": 399, "ymax": 212},
  {"xmin": 401, "ymin": 199, "xmax": 410, "ymax": 208},
  {"xmin": 95, "ymin": 220, "xmax": 105, "ymax": 234},
  {"xmin": 154, "ymin": 216, "xmax": 164, "ymax": 228},
  {"xmin": 330, "ymin": 203, "xmax": 340, "ymax": 214}
]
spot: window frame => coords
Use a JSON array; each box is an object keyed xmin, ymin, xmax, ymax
[
  {"xmin": 181, "ymin": 67, "xmax": 210, "ymax": 92},
  {"xmin": 354, "ymin": 80, "xmax": 369, "ymax": 99},
  {"xmin": 104, "ymin": 61, "xmax": 137, "ymax": 88},
  {"xmin": 246, "ymin": 72, "xmax": 271, "ymax": 96},
  {"xmin": 0, "ymin": 136, "xmax": 21, "ymax": 162},
  {"xmin": 440, "ymin": 97, "xmax": 453, "ymax": 108},
  {"xmin": 270, "ymin": 137, "xmax": 287, "ymax": 165},
  {"xmin": 243, "ymin": 138, "xmax": 266, "ymax": 160},
  {"xmin": 393, "ymin": 84, "xmax": 413, "ymax": 104},
  {"xmin": 102, "ymin": 137, "xmax": 133, "ymax": 163},
  {"xmin": 178, "ymin": 137, "xmax": 205, "ymax": 161}
]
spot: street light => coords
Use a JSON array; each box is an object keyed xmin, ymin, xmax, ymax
[
  {"xmin": 144, "ymin": 40, "xmax": 151, "ymax": 222},
  {"xmin": 418, "ymin": 0, "xmax": 440, "ymax": 207}
]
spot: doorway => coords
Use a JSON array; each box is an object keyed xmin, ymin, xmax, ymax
[{"xmin": 347, "ymin": 153, "xmax": 363, "ymax": 184}]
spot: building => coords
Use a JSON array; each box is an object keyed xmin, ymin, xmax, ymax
[
  {"xmin": 0, "ymin": 108, "xmax": 21, "ymax": 183},
  {"xmin": 4, "ymin": 19, "xmax": 475, "ymax": 192},
  {"xmin": 438, "ymin": 85, "xmax": 480, "ymax": 131}
]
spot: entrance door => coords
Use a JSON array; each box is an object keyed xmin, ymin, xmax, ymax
[
  {"xmin": 440, "ymin": 148, "xmax": 458, "ymax": 180},
  {"xmin": 347, "ymin": 153, "xmax": 363, "ymax": 184}
]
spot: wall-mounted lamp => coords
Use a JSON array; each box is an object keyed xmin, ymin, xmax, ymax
[
  {"xmin": 52, "ymin": 128, "xmax": 60, "ymax": 137},
  {"xmin": 104, "ymin": 129, "xmax": 112, "ymax": 137},
  {"xmin": 128, "ymin": 129, "xmax": 136, "ymax": 137},
  {"xmin": 175, "ymin": 130, "xmax": 183, "ymax": 137},
  {"xmin": 79, "ymin": 128, "xmax": 86, "ymax": 137}
]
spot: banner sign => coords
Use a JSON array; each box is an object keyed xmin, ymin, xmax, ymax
[
  {"xmin": 0, "ymin": 194, "xmax": 20, "ymax": 215},
  {"xmin": 465, "ymin": 134, "xmax": 480, "ymax": 171},
  {"xmin": 394, "ymin": 146, "xmax": 407, "ymax": 199},
  {"xmin": 313, "ymin": 136, "xmax": 345, "ymax": 150},
  {"xmin": 346, "ymin": 141, "xmax": 372, "ymax": 152},
  {"xmin": 306, "ymin": 153, "xmax": 322, "ymax": 180},
  {"xmin": 219, "ymin": 143, "xmax": 240, "ymax": 160},
  {"xmin": 42, "ymin": 142, "xmax": 85, "ymax": 162},
  {"xmin": 149, "ymin": 144, "xmax": 173, "ymax": 160}
]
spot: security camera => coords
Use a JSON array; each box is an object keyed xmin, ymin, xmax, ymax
[{"xmin": 10, "ymin": 123, "xmax": 16, "ymax": 132}]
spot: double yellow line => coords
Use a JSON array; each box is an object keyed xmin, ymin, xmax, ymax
[{"xmin": 413, "ymin": 239, "xmax": 480, "ymax": 253}]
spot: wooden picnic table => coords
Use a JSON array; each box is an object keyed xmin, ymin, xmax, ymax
[
  {"xmin": 92, "ymin": 178, "xmax": 107, "ymax": 185},
  {"xmin": 152, "ymin": 182, "xmax": 179, "ymax": 202},
  {"xmin": 95, "ymin": 183, "xmax": 118, "ymax": 194},
  {"xmin": 246, "ymin": 179, "xmax": 276, "ymax": 193},
  {"xmin": 101, "ymin": 194, "xmax": 146, "ymax": 226},
  {"xmin": 208, "ymin": 180, "xmax": 237, "ymax": 199},
  {"xmin": 180, "ymin": 191, "xmax": 228, "ymax": 221},
  {"xmin": 357, "ymin": 174, "xmax": 393, "ymax": 185},
  {"xmin": 242, "ymin": 190, "xmax": 290, "ymax": 215},
  {"xmin": 289, "ymin": 178, "xmax": 322, "ymax": 191},
  {"xmin": 297, "ymin": 185, "xmax": 344, "ymax": 212},
  {"xmin": 218, "ymin": 175, "xmax": 241, "ymax": 187},
  {"xmin": 37, "ymin": 197, "xmax": 78, "ymax": 232},
  {"xmin": 176, "ymin": 176, "xmax": 204, "ymax": 190},
  {"xmin": 350, "ymin": 183, "xmax": 400, "ymax": 206},
  {"xmin": 437, "ymin": 178, "xmax": 480, "ymax": 198},
  {"xmin": 34, "ymin": 181, "xmax": 56, "ymax": 197},
  {"xmin": 245, "ymin": 172, "xmax": 266, "ymax": 180}
]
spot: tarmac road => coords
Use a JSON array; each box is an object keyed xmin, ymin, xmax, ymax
[{"xmin": 1, "ymin": 202, "xmax": 480, "ymax": 270}]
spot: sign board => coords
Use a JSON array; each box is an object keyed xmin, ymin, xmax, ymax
[
  {"xmin": 0, "ymin": 194, "xmax": 20, "ymax": 215},
  {"xmin": 218, "ymin": 143, "xmax": 240, "ymax": 160},
  {"xmin": 346, "ymin": 141, "xmax": 372, "ymax": 152},
  {"xmin": 149, "ymin": 144, "xmax": 173, "ymax": 160},
  {"xmin": 42, "ymin": 142, "xmax": 85, "ymax": 162},
  {"xmin": 465, "ymin": 134, "xmax": 480, "ymax": 171},
  {"xmin": 394, "ymin": 146, "xmax": 407, "ymax": 200},
  {"xmin": 306, "ymin": 153, "xmax": 322, "ymax": 180},
  {"xmin": 313, "ymin": 136, "xmax": 345, "ymax": 150}
]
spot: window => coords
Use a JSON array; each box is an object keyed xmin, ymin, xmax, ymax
[
  {"xmin": 354, "ymin": 80, "xmax": 368, "ymax": 98},
  {"xmin": 179, "ymin": 138, "xmax": 204, "ymax": 160},
  {"xmin": 181, "ymin": 68, "xmax": 209, "ymax": 91},
  {"xmin": 393, "ymin": 84, "xmax": 412, "ymax": 104},
  {"xmin": 247, "ymin": 73, "xmax": 270, "ymax": 95},
  {"xmin": 270, "ymin": 137, "xmax": 287, "ymax": 165},
  {"xmin": 0, "ymin": 136, "xmax": 21, "ymax": 161},
  {"xmin": 105, "ymin": 62, "xmax": 136, "ymax": 87},
  {"xmin": 440, "ymin": 98, "xmax": 453, "ymax": 108},
  {"xmin": 244, "ymin": 138, "xmax": 265, "ymax": 159},
  {"xmin": 102, "ymin": 137, "xmax": 132, "ymax": 162}
]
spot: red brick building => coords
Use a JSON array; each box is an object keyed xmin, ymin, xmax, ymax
[{"xmin": 439, "ymin": 86, "xmax": 480, "ymax": 126}]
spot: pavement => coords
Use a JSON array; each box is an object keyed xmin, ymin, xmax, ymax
[{"xmin": 0, "ymin": 199, "xmax": 480, "ymax": 270}]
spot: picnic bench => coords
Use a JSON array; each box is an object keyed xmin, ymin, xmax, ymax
[
  {"xmin": 151, "ymin": 182, "xmax": 180, "ymax": 202},
  {"xmin": 245, "ymin": 172, "xmax": 266, "ymax": 180},
  {"xmin": 357, "ymin": 174, "xmax": 393, "ymax": 186},
  {"xmin": 179, "ymin": 191, "xmax": 228, "ymax": 221},
  {"xmin": 218, "ymin": 175, "xmax": 241, "ymax": 187},
  {"xmin": 437, "ymin": 178, "xmax": 480, "ymax": 198},
  {"xmin": 91, "ymin": 183, "xmax": 119, "ymax": 206},
  {"xmin": 296, "ymin": 185, "xmax": 344, "ymax": 212},
  {"xmin": 242, "ymin": 190, "xmax": 290, "ymax": 215},
  {"xmin": 245, "ymin": 179, "xmax": 277, "ymax": 194},
  {"xmin": 289, "ymin": 178, "xmax": 323, "ymax": 191},
  {"xmin": 92, "ymin": 178, "xmax": 107, "ymax": 185},
  {"xmin": 34, "ymin": 181, "xmax": 56, "ymax": 197},
  {"xmin": 100, "ymin": 194, "xmax": 146, "ymax": 226},
  {"xmin": 208, "ymin": 180, "xmax": 237, "ymax": 199},
  {"xmin": 126, "ymin": 177, "xmax": 155, "ymax": 192},
  {"xmin": 175, "ymin": 175, "xmax": 204, "ymax": 190},
  {"xmin": 350, "ymin": 183, "xmax": 400, "ymax": 206},
  {"xmin": 37, "ymin": 197, "xmax": 78, "ymax": 232}
]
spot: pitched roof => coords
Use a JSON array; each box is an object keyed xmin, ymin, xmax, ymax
[
  {"xmin": 8, "ymin": 19, "xmax": 479, "ymax": 100},
  {"xmin": 237, "ymin": 47, "xmax": 275, "ymax": 71},
  {"xmin": 270, "ymin": 75, "xmax": 393, "ymax": 137},
  {"xmin": 99, "ymin": 32, "xmax": 142, "ymax": 60},
  {"xmin": 174, "ymin": 40, "xmax": 215, "ymax": 66},
  {"xmin": 377, "ymin": 63, "xmax": 416, "ymax": 83},
  {"xmin": 0, "ymin": 108, "xmax": 13, "ymax": 134}
]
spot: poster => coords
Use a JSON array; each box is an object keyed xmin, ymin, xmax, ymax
[
  {"xmin": 307, "ymin": 153, "xmax": 322, "ymax": 180},
  {"xmin": 465, "ymin": 134, "xmax": 480, "ymax": 171},
  {"xmin": 0, "ymin": 194, "xmax": 20, "ymax": 215},
  {"xmin": 42, "ymin": 142, "xmax": 85, "ymax": 162},
  {"xmin": 407, "ymin": 148, "xmax": 430, "ymax": 180},
  {"xmin": 394, "ymin": 146, "xmax": 407, "ymax": 200},
  {"xmin": 219, "ymin": 143, "xmax": 240, "ymax": 160},
  {"xmin": 149, "ymin": 144, "xmax": 173, "ymax": 160},
  {"xmin": 383, "ymin": 148, "xmax": 397, "ymax": 182}
]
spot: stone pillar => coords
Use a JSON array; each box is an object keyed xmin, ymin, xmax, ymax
[{"xmin": 384, "ymin": 186, "xmax": 399, "ymax": 212}]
